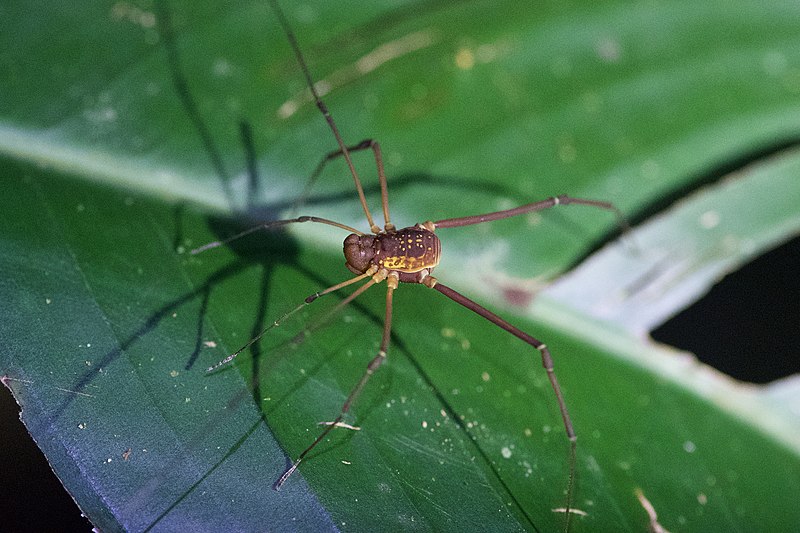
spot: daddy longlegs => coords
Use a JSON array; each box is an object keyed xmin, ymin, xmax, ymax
[{"xmin": 192, "ymin": 1, "xmax": 626, "ymax": 530}]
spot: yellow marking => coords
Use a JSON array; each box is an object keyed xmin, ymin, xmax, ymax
[
  {"xmin": 380, "ymin": 254, "xmax": 438, "ymax": 272},
  {"xmin": 382, "ymin": 256, "xmax": 419, "ymax": 270}
]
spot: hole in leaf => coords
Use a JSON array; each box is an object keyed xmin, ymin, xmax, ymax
[{"xmin": 651, "ymin": 236, "xmax": 800, "ymax": 384}]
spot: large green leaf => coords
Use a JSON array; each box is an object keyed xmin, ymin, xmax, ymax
[{"xmin": 2, "ymin": 1, "xmax": 799, "ymax": 532}]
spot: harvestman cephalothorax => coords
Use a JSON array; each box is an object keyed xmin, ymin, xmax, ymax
[{"xmin": 192, "ymin": 1, "xmax": 626, "ymax": 530}]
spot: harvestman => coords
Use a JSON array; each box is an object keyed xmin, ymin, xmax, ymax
[{"xmin": 193, "ymin": 1, "xmax": 625, "ymax": 529}]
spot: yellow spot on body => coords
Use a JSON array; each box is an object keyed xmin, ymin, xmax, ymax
[{"xmin": 382, "ymin": 256, "xmax": 423, "ymax": 271}]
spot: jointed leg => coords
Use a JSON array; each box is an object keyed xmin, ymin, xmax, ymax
[
  {"xmin": 206, "ymin": 271, "xmax": 378, "ymax": 373},
  {"xmin": 432, "ymin": 194, "xmax": 626, "ymax": 234},
  {"xmin": 431, "ymin": 281, "xmax": 577, "ymax": 533},
  {"xmin": 293, "ymin": 139, "xmax": 394, "ymax": 232},
  {"xmin": 190, "ymin": 215, "xmax": 364, "ymax": 255},
  {"xmin": 268, "ymin": 0, "xmax": 384, "ymax": 234},
  {"xmin": 275, "ymin": 278, "xmax": 397, "ymax": 489}
]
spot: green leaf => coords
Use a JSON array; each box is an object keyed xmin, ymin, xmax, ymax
[{"xmin": 2, "ymin": 1, "xmax": 799, "ymax": 532}]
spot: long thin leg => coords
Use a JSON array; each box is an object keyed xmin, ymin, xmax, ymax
[
  {"xmin": 431, "ymin": 281, "xmax": 577, "ymax": 533},
  {"xmin": 293, "ymin": 139, "xmax": 394, "ymax": 232},
  {"xmin": 276, "ymin": 278, "xmax": 397, "ymax": 489},
  {"xmin": 206, "ymin": 272, "xmax": 377, "ymax": 372},
  {"xmin": 433, "ymin": 194, "xmax": 626, "ymax": 233},
  {"xmin": 267, "ymin": 0, "xmax": 382, "ymax": 234},
  {"xmin": 190, "ymin": 215, "xmax": 364, "ymax": 255}
]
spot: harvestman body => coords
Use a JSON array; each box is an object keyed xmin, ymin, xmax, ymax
[{"xmin": 194, "ymin": 1, "xmax": 625, "ymax": 530}]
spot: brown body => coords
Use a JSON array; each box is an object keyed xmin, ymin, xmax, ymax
[{"xmin": 343, "ymin": 222, "xmax": 441, "ymax": 284}]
